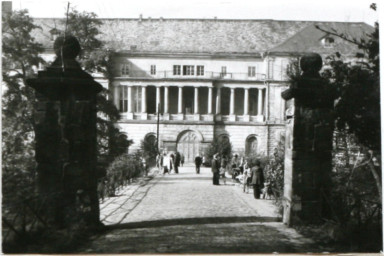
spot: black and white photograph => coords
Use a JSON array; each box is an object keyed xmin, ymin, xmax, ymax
[{"xmin": 1, "ymin": 0, "xmax": 382, "ymax": 253}]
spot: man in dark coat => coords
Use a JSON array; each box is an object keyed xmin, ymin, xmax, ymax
[
  {"xmin": 195, "ymin": 155, "xmax": 202, "ymax": 174},
  {"xmin": 174, "ymin": 152, "xmax": 181, "ymax": 174},
  {"xmin": 250, "ymin": 160, "xmax": 264, "ymax": 199},
  {"xmin": 211, "ymin": 153, "xmax": 220, "ymax": 185}
]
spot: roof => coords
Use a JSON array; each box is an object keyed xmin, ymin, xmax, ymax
[
  {"xmin": 270, "ymin": 22, "xmax": 373, "ymax": 56},
  {"xmin": 31, "ymin": 18, "xmax": 372, "ymax": 56}
]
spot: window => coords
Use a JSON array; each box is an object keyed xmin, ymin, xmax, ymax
[
  {"xmin": 119, "ymin": 87, "xmax": 128, "ymax": 112},
  {"xmin": 248, "ymin": 66, "xmax": 256, "ymax": 77},
  {"xmin": 268, "ymin": 60, "xmax": 274, "ymax": 79},
  {"xmin": 323, "ymin": 37, "xmax": 335, "ymax": 48},
  {"xmin": 183, "ymin": 65, "xmax": 194, "ymax": 76},
  {"xmin": 121, "ymin": 64, "xmax": 130, "ymax": 76},
  {"xmin": 197, "ymin": 65, "xmax": 204, "ymax": 76},
  {"xmin": 173, "ymin": 65, "xmax": 181, "ymax": 75},
  {"xmin": 150, "ymin": 65, "xmax": 156, "ymax": 75},
  {"xmin": 221, "ymin": 66, "xmax": 227, "ymax": 75}
]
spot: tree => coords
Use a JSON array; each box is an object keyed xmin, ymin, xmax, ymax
[
  {"xmin": 318, "ymin": 17, "xmax": 381, "ymax": 199},
  {"xmin": 2, "ymin": 9, "xmax": 45, "ymax": 245}
]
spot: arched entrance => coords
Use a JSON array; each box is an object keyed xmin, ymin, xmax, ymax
[
  {"xmin": 177, "ymin": 131, "xmax": 202, "ymax": 163},
  {"xmin": 245, "ymin": 136, "xmax": 258, "ymax": 156}
]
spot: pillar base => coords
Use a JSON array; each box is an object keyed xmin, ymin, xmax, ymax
[
  {"xmin": 140, "ymin": 113, "xmax": 148, "ymax": 120},
  {"xmin": 255, "ymin": 115, "xmax": 265, "ymax": 122},
  {"xmin": 193, "ymin": 114, "xmax": 200, "ymax": 121},
  {"xmin": 163, "ymin": 113, "xmax": 170, "ymax": 121},
  {"xmin": 243, "ymin": 115, "xmax": 250, "ymax": 122},
  {"xmin": 215, "ymin": 114, "xmax": 222, "ymax": 121},
  {"xmin": 228, "ymin": 115, "xmax": 236, "ymax": 121},
  {"xmin": 177, "ymin": 113, "xmax": 184, "ymax": 121},
  {"xmin": 126, "ymin": 112, "xmax": 133, "ymax": 120}
]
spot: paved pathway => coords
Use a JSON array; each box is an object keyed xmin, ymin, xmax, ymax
[{"xmin": 77, "ymin": 166, "xmax": 322, "ymax": 253}]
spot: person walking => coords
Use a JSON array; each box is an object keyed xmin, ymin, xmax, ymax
[
  {"xmin": 211, "ymin": 153, "xmax": 220, "ymax": 185},
  {"xmin": 250, "ymin": 160, "xmax": 264, "ymax": 199},
  {"xmin": 174, "ymin": 151, "xmax": 181, "ymax": 174},
  {"xmin": 162, "ymin": 153, "xmax": 170, "ymax": 175},
  {"xmin": 181, "ymin": 154, "xmax": 185, "ymax": 167},
  {"xmin": 170, "ymin": 153, "xmax": 175, "ymax": 173},
  {"xmin": 195, "ymin": 155, "xmax": 202, "ymax": 174}
]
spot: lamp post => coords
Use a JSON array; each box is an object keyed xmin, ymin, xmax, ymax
[{"xmin": 156, "ymin": 103, "xmax": 160, "ymax": 153}]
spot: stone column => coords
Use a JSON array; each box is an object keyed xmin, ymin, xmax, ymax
[
  {"xmin": 257, "ymin": 88, "xmax": 263, "ymax": 116},
  {"xmin": 127, "ymin": 86, "xmax": 133, "ymax": 119},
  {"xmin": 208, "ymin": 87, "xmax": 213, "ymax": 114},
  {"xmin": 156, "ymin": 86, "xmax": 161, "ymax": 113},
  {"xmin": 194, "ymin": 87, "xmax": 200, "ymax": 121},
  {"xmin": 281, "ymin": 53, "xmax": 335, "ymax": 226},
  {"xmin": 141, "ymin": 86, "xmax": 147, "ymax": 120},
  {"xmin": 243, "ymin": 88, "xmax": 250, "ymax": 121},
  {"xmin": 215, "ymin": 87, "xmax": 221, "ymax": 121},
  {"xmin": 178, "ymin": 87, "xmax": 183, "ymax": 114},
  {"xmin": 113, "ymin": 84, "xmax": 119, "ymax": 109},
  {"xmin": 164, "ymin": 86, "xmax": 169, "ymax": 120},
  {"xmin": 177, "ymin": 86, "xmax": 183, "ymax": 120},
  {"xmin": 229, "ymin": 88, "xmax": 235, "ymax": 121}
]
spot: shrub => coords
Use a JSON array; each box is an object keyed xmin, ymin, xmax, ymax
[{"xmin": 102, "ymin": 154, "xmax": 145, "ymax": 197}]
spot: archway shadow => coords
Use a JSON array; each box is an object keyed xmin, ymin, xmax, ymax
[{"xmin": 106, "ymin": 216, "xmax": 282, "ymax": 231}]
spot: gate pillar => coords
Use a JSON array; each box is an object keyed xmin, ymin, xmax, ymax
[
  {"xmin": 26, "ymin": 36, "xmax": 103, "ymax": 227},
  {"xmin": 281, "ymin": 53, "xmax": 336, "ymax": 226}
]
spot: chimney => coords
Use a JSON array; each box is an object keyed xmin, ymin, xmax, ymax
[
  {"xmin": 139, "ymin": 14, "xmax": 143, "ymax": 22},
  {"xmin": 214, "ymin": 16, "xmax": 217, "ymax": 20},
  {"xmin": 160, "ymin": 17, "xmax": 164, "ymax": 21},
  {"xmin": 148, "ymin": 16, "xmax": 151, "ymax": 21},
  {"xmin": 2, "ymin": 1, "xmax": 12, "ymax": 16}
]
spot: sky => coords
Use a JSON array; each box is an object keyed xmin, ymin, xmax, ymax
[{"xmin": 10, "ymin": 0, "xmax": 379, "ymax": 26}]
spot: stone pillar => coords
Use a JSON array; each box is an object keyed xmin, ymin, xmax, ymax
[
  {"xmin": 215, "ymin": 87, "xmax": 221, "ymax": 121},
  {"xmin": 229, "ymin": 88, "xmax": 235, "ymax": 121},
  {"xmin": 257, "ymin": 88, "xmax": 263, "ymax": 115},
  {"xmin": 243, "ymin": 88, "xmax": 250, "ymax": 121},
  {"xmin": 194, "ymin": 87, "xmax": 199, "ymax": 114},
  {"xmin": 194, "ymin": 87, "xmax": 200, "ymax": 120},
  {"xmin": 126, "ymin": 86, "xmax": 133, "ymax": 119},
  {"xmin": 164, "ymin": 86, "xmax": 169, "ymax": 120},
  {"xmin": 208, "ymin": 87, "xmax": 213, "ymax": 114},
  {"xmin": 281, "ymin": 53, "xmax": 335, "ymax": 226},
  {"xmin": 26, "ymin": 36, "xmax": 103, "ymax": 227},
  {"xmin": 156, "ymin": 86, "xmax": 161, "ymax": 113},
  {"xmin": 177, "ymin": 86, "xmax": 183, "ymax": 120},
  {"xmin": 113, "ymin": 84, "xmax": 119, "ymax": 109},
  {"xmin": 141, "ymin": 86, "xmax": 147, "ymax": 120},
  {"xmin": 178, "ymin": 87, "xmax": 183, "ymax": 114}
]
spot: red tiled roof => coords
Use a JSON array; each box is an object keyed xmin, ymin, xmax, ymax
[{"xmin": 30, "ymin": 18, "xmax": 372, "ymax": 55}]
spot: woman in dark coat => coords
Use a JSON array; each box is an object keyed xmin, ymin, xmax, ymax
[{"xmin": 250, "ymin": 160, "xmax": 264, "ymax": 199}]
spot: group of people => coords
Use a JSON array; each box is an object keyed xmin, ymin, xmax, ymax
[
  {"xmin": 211, "ymin": 153, "xmax": 265, "ymax": 199},
  {"xmin": 156, "ymin": 151, "xmax": 184, "ymax": 175}
]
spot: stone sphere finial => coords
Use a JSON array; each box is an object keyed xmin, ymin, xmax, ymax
[
  {"xmin": 300, "ymin": 53, "xmax": 322, "ymax": 75},
  {"xmin": 54, "ymin": 35, "xmax": 81, "ymax": 59}
]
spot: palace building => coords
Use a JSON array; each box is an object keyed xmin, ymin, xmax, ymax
[{"xmin": 32, "ymin": 17, "xmax": 370, "ymax": 163}]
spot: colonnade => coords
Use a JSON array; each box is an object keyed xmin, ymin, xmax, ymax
[{"xmin": 114, "ymin": 85, "xmax": 266, "ymax": 119}]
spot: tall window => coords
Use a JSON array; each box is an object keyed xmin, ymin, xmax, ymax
[
  {"xmin": 268, "ymin": 60, "xmax": 274, "ymax": 79},
  {"xmin": 121, "ymin": 64, "xmax": 130, "ymax": 76},
  {"xmin": 133, "ymin": 87, "xmax": 142, "ymax": 113},
  {"xmin": 221, "ymin": 66, "xmax": 227, "ymax": 76},
  {"xmin": 183, "ymin": 65, "xmax": 194, "ymax": 76},
  {"xmin": 150, "ymin": 65, "xmax": 156, "ymax": 75},
  {"xmin": 197, "ymin": 65, "xmax": 204, "ymax": 76},
  {"xmin": 248, "ymin": 66, "xmax": 256, "ymax": 77},
  {"xmin": 119, "ymin": 87, "xmax": 128, "ymax": 112},
  {"xmin": 173, "ymin": 65, "xmax": 181, "ymax": 75}
]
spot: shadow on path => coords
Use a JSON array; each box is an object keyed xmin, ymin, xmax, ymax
[{"xmin": 106, "ymin": 215, "xmax": 282, "ymax": 230}]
